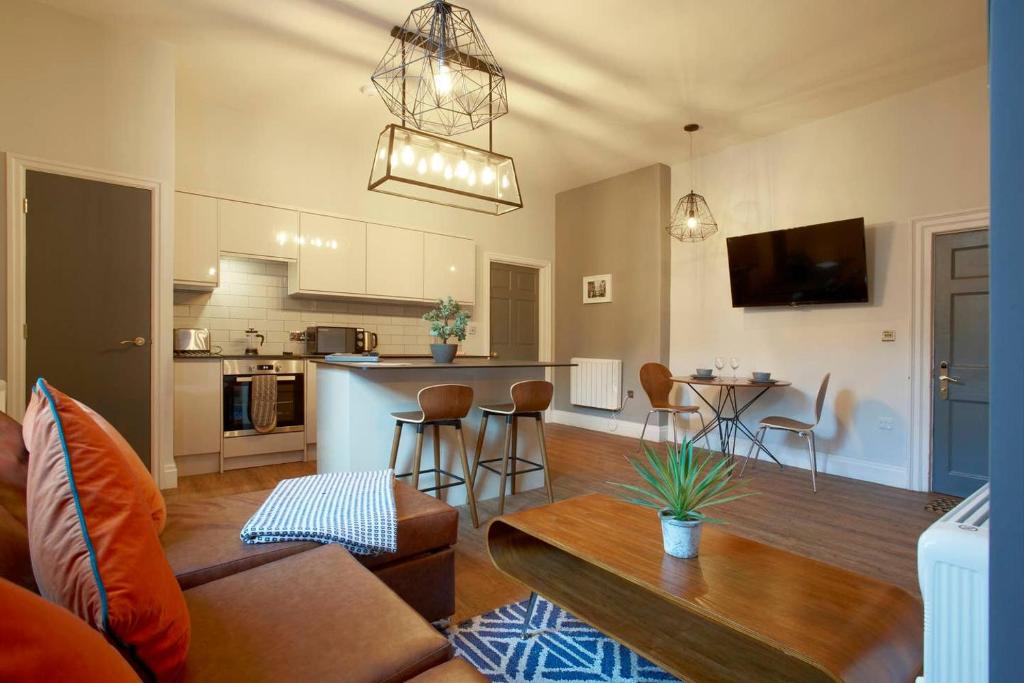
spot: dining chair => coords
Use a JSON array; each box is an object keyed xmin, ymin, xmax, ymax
[
  {"xmin": 741, "ymin": 373, "xmax": 831, "ymax": 492},
  {"xmin": 638, "ymin": 363, "xmax": 712, "ymax": 452}
]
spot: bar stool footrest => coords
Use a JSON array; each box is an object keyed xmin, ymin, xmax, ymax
[
  {"xmin": 477, "ymin": 456, "xmax": 545, "ymax": 477},
  {"xmin": 395, "ymin": 468, "xmax": 467, "ymax": 494}
]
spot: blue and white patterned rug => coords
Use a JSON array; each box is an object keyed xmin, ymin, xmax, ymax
[{"xmin": 448, "ymin": 597, "xmax": 680, "ymax": 682}]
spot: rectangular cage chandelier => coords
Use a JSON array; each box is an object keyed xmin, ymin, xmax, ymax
[{"xmin": 368, "ymin": 123, "xmax": 522, "ymax": 215}]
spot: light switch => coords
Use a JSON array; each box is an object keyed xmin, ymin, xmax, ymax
[{"xmin": 881, "ymin": 330, "xmax": 896, "ymax": 342}]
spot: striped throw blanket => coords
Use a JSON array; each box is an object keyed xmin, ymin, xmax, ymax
[{"xmin": 240, "ymin": 470, "xmax": 397, "ymax": 555}]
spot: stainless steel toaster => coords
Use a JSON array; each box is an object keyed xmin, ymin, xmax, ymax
[{"xmin": 173, "ymin": 327, "xmax": 211, "ymax": 353}]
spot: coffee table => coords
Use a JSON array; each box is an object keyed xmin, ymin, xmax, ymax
[{"xmin": 487, "ymin": 495, "xmax": 922, "ymax": 683}]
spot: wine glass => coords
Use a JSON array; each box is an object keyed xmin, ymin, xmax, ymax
[
  {"xmin": 729, "ymin": 357, "xmax": 740, "ymax": 378},
  {"xmin": 714, "ymin": 357, "xmax": 725, "ymax": 377}
]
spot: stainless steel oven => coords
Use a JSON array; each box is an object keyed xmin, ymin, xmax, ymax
[{"xmin": 222, "ymin": 359, "xmax": 304, "ymax": 437}]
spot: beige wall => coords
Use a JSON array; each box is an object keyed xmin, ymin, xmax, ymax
[
  {"xmin": 553, "ymin": 164, "xmax": 671, "ymax": 427},
  {"xmin": 175, "ymin": 86, "xmax": 556, "ymax": 357},
  {"xmin": 0, "ymin": 0, "xmax": 177, "ymax": 486},
  {"xmin": 669, "ymin": 67, "xmax": 989, "ymax": 487}
]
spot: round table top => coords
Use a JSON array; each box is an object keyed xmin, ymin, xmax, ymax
[{"xmin": 671, "ymin": 375, "xmax": 792, "ymax": 388}]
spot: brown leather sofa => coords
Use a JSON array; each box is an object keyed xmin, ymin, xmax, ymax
[{"xmin": 0, "ymin": 412, "xmax": 484, "ymax": 682}]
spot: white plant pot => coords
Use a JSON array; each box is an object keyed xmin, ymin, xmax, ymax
[{"xmin": 660, "ymin": 510, "xmax": 703, "ymax": 559}]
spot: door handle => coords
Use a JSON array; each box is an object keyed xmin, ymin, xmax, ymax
[
  {"xmin": 938, "ymin": 360, "xmax": 961, "ymax": 400},
  {"xmin": 938, "ymin": 375, "xmax": 961, "ymax": 384},
  {"xmin": 490, "ymin": 351, "xmax": 499, "ymax": 358},
  {"xmin": 119, "ymin": 337, "xmax": 146, "ymax": 347}
]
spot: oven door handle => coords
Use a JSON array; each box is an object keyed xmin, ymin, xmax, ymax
[{"xmin": 234, "ymin": 375, "xmax": 298, "ymax": 383}]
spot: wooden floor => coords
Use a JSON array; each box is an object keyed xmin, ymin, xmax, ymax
[{"xmin": 166, "ymin": 424, "xmax": 938, "ymax": 623}]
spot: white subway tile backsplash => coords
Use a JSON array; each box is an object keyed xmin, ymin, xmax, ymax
[{"xmin": 172, "ymin": 256, "xmax": 434, "ymax": 355}]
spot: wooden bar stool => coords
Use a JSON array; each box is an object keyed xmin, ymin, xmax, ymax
[
  {"xmin": 472, "ymin": 380, "xmax": 554, "ymax": 516},
  {"xmin": 388, "ymin": 384, "xmax": 479, "ymax": 528}
]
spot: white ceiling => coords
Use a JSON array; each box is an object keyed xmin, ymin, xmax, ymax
[{"xmin": 40, "ymin": 0, "xmax": 987, "ymax": 193}]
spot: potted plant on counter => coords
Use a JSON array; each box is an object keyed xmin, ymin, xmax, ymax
[
  {"xmin": 610, "ymin": 439, "xmax": 753, "ymax": 559},
  {"xmin": 423, "ymin": 296, "xmax": 470, "ymax": 364}
]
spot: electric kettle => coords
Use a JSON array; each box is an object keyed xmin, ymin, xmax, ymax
[{"xmin": 244, "ymin": 327, "xmax": 265, "ymax": 355}]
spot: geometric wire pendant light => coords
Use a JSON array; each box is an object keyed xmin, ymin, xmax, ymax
[
  {"xmin": 666, "ymin": 124, "xmax": 718, "ymax": 242},
  {"xmin": 371, "ymin": 0, "xmax": 508, "ymax": 137}
]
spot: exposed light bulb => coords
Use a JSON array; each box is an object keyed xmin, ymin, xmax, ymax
[
  {"xmin": 500, "ymin": 175, "xmax": 510, "ymax": 189},
  {"xmin": 455, "ymin": 159, "xmax": 469, "ymax": 178},
  {"xmin": 481, "ymin": 166, "xmax": 495, "ymax": 185},
  {"xmin": 434, "ymin": 63, "xmax": 453, "ymax": 96},
  {"xmin": 417, "ymin": 158, "xmax": 427, "ymax": 175},
  {"xmin": 400, "ymin": 145, "xmax": 415, "ymax": 166},
  {"xmin": 444, "ymin": 165, "xmax": 453, "ymax": 180},
  {"xmin": 390, "ymin": 152, "xmax": 399, "ymax": 167},
  {"xmin": 686, "ymin": 215, "xmax": 698, "ymax": 229},
  {"xmin": 430, "ymin": 152, "xmax": 444, "ymax": 172},
  {"xmin": 467, "ymin": 170, "xmax": 477, "ymax": 187},
  {"xmin": 377, "ymin": 148, "xmax": 386, "ymax": 161}
]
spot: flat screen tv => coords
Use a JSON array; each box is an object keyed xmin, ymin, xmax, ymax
[{"xmin": 726, "ymin": 218, "xmax": 868, "ymax": 307}]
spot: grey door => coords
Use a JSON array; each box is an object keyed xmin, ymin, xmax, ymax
[
  {"xmin": 931, "ymin": 229, "xmax": 989, "ymax": 497},
  {"xmin": 25, "ymin": 171, "xmax": 152, "ymax": 468},
  {"xmin": 490, "ymin": 262, "xmax": 539, "ymax": 361}
]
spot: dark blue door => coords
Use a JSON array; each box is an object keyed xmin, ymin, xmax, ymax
[{"xmin": 931, "ymin": 229, "xmax": 990, "ymax": 497}]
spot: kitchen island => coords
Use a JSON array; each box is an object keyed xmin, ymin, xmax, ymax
[{"xmin": 315, "ymin": 358, "xmax": 574, "ymax": 507}]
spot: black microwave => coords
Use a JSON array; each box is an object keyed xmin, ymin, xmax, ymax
[{"xmin": 305, "ymin": 326, "xmax": 377, "ymax": 355}]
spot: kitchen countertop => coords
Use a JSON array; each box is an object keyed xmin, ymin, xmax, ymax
[
  {"xmin": 312, "ymin": 358, "xmax": 575, "ymax": 370},
  {"xmin": 173, "ymin": 353, "xmax": 493, "ymax": 362}
]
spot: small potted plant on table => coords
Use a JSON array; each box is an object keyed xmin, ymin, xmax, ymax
[
  {"xmin": 610, "ymin": 439, "xmax": 752, "ymax": 559},
  {"xmin": 423, "ymin": 296, "xmax": 470, "ymax": 364}
]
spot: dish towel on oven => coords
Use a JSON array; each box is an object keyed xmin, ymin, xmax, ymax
[
  {"xmin": 240, "ymin": 470, "xmax": 397, "ymax": 555},
  {"xmin": 249, "ymin": 374, "xmax": 278, "ymax": 434}
]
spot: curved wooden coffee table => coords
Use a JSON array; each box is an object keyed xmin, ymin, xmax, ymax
[{"xmin": 488, "ymin": 495, "xmax": 922, "ymax": 683}]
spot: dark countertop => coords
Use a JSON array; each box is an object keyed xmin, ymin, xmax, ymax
[
  {"xmin": 311, "ymin": 358, "xmax": 575, "ymax": 370},
  {"xmin": 173, "ymin": 354, "xmax": 493, "ymax": 362}
]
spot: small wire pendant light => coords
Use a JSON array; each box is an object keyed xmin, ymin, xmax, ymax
[{"xmin": 666, "ymin": 124, "xmax": 718, "ymax": 242}]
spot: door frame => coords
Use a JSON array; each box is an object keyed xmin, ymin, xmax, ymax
[
  {"xmin": 3, "ymin": 152, "xmax": 174, "ymax": 487},
  {"xmin": 908, "ymin": 207, "xmax": 989, "ymax": 492},
  {"xmin": 481, "ymin": 252, "xmax": 553, "ymax": 369}
]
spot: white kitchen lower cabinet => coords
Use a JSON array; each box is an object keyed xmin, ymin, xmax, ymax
[
  {"xmin": 173, "ymin": 361, "xmax": 222, "ymax": 461},
  {"xmin": 366, "ymin": 224, "xmax": 424, "ymax": 300},
  {"xmin": 423, "ymin": 232, "xmax": 475, "ymax": 304},
  {"xmin": 305, "ymin": 359, "xmax": 317, "ymax": 444}
]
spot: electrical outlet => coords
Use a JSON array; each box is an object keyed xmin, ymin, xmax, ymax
[
  {"xmin": 467, "ymin": 324, "xmax": 478, "ymax": 336},
  {"xmin": 881, "ymin": 330, "xmax": 896, "ymax": 342},
  {"xmin": 878, "ymin": 417, "xmax": 894, "ymax": 431},
  {"xmin": 627, "ymin": 389, "xmax": 634, "ymax": 399}
]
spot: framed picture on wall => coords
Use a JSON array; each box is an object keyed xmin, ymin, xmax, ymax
[{"xmin": 583, "ymin": 274, "xmax": 613, "ymax": 304}]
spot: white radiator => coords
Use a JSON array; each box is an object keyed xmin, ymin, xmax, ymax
[
  {"xmin": 570, "ymin": 358, "xmax": 622, "ymax": 410},
  {"xmin": 917, "ymin": 483, "xmax": 990, "ymax": 683}
]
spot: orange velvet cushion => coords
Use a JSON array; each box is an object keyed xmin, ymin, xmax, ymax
[
  {"xmin": 76, "ymin": 400, "xmax": 167, "ymax": 534},
  {"xmin": 23, "ymin": 379, "xmax": 190, "ymax": 681},
  {"xmin": 0, "ymin": 577, "xmax": 140, "ymax": 682}
]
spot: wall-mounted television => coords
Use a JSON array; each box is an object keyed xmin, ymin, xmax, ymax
[{"xmin": 726, "ymin": 218, "xmax": 868, "ymax": 308}]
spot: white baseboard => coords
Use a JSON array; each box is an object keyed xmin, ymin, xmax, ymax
[
  {"xmin": 731, "ymin": 434, "xmax": 909, "ymax": 489},
  {"xmin": 548, "ymin": 409, "xmax": 707, "ymax": 443},
  {"xmin": 549, "ymin": 410, "xmax": 909, "ymax": 489}
]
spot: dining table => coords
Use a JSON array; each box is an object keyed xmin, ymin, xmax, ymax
[{"xmin": 671, "ymin": 375, "xmax": 792, "ymax": 465}]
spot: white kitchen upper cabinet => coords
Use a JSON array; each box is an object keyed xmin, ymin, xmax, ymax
[
  {"xmin": 423, "ymin": 233, "xmax": 476, "ymax": 304},
  {"xmin": 290, "ymin": 213, "xmax": 366, "ymax": 295},
  {"xmin": 173, "ymin": 361, "xmax": 222, "ymax": 458},
  {"xmin": 174, "ymin": 192, "xmax": 219, "ymax": 288},
  {"xmin": 366, "ymin": 224, "xmax": 424, "ymax": 300},
  {"xmin": 219, "ymin": 199, "xmax": 298, "ymax": 260}
]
